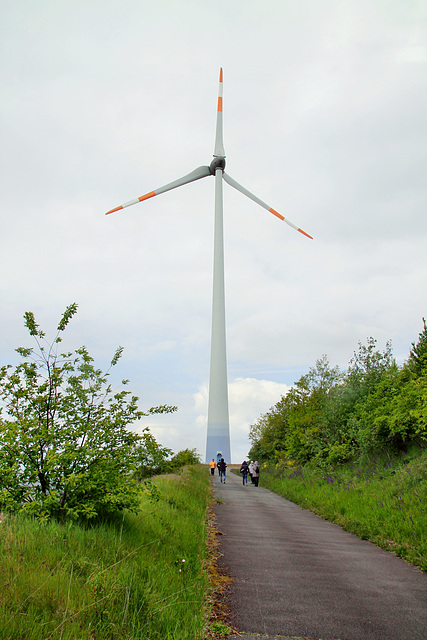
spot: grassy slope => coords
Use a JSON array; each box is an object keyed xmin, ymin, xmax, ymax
[
  {"xmin": 258, "ymin": 447, "xmax": 427, "ymax": 571},
  {"xmin": 0, "ymin": 466, "xmax": 211, "ymax": 640}
]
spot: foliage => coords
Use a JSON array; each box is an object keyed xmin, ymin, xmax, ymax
[
  {"xmin": 0, "ymin": 305, "xmax": 176, "ymax": 521},
  {"xmin": 169, "ymin": 447, "xmax": 201, "ymax": 469},
  {"xmin": 135, "ymin": 447, "xmax": 201, "ymax": 481},
  {"xmin": 134, "ymin": 429, "xmax": 174, "ymax": 480},
  {"xmin": 0, "ymin": 465, "xmax": 211, "ymax": 639},
  {"xmin": 209, "ymin": 621, "xmax": 234, "ymax": 636},
  {"xmin": 408, "ymin": 317, "xmax": 427, "ymax": 377},
  {"xmin": 347, "ymin": 337, "xmax": 395, "ymax": 398},
  {"xmin": 249, "ymin": 323, "xmax": 427, "ymax": 466}
]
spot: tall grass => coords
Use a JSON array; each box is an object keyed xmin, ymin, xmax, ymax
[
  {"xmin": 0, "ymin": 466, "xmax": 211, "ymax": 639},
  {"xmin": 261, "ymin": 447, "xmax": 427, "ymax": 571}
]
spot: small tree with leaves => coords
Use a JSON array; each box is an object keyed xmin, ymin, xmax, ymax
[
  {"xmin": 169, "ymin": 448, "xmax": 201, "ymax": 469},
  {"xmin": 0, "ymin": 304, "xmax": 176, "ymax": 520},
  {"xmin": 407, "ymin": 318, "xmax": 427, "ymax": 378}
]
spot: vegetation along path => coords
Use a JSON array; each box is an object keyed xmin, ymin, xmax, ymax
[{"xmin": 212, "ymin": 470, "xmax": 426, "ymax": 640}]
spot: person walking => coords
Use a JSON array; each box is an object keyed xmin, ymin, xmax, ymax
[
  {"xmin": 252, "ymin": 461, "xmax": 260, "ymax": 487},
  {"xmin": 217, "ymin": 458, "xmax": 227, "ymax": 483},
  {"xmin": 240, "ymin": 460, "xmax": 249, "ymax": 485},
  {"xmin": 249, "ymin": 461, "xmax": 255, "ymax": 484},
  {"xmin": 209, "ymin": 458, "xmax": 216, "ymax": 476}
]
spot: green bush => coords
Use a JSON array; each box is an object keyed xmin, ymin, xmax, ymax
[
  {"xmin": 0, "ymin": 305, "xmax": 176, "ymax": 521},
  {"xmin": 169, "ymin": 448, "xmax": 201, "ymax": 469},
  {"xmin": 249, "ymin": 325, "xmax": 427, "ymax": 466}
]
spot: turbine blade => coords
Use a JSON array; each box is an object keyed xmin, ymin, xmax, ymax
[
  {"xmin": 223, "ymin": 172, "xmax": 313, "ymax": 239},
  {"xmin": 105, "ymin": 165, "xmax": 211, "ymax": 215},
  {"xmin": 213, "ymin": 67, "xmax": 225, "ymax": 157}
]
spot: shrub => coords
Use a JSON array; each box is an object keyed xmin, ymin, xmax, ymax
[{"xmin": 0, "ymin": 304, "xmax": 176, "ymax": 521}]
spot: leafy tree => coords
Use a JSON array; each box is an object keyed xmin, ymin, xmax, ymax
[
  {"xmin": 249, "ymin": 357, "xmax": 344, "ymax": 464},
  {"xmin": 347, "ymin": 337, "xmax": 395, "ymax": 398},
  {"xmin": 284, "ymin": 357, "xmax": 343, "ymax": 464},
  {"xmin": 169, "ymin": 448, "xmax": 201, "ymax": 469},
  {"xmin": 0, "ymin": 305, "xmax": 176, "ymax": 521},
  {"xmin": 306, "ymin": 354, "xmax": 342, "ymax": 393},
  {"xmin": 407, "ymin": 318, "xmax": 427, "ymax": 378},
  {"xmin": 134, "ymin": 447, "xmax": 201, "ymax": 480},
  {"xmin": 248, "ymin": 395, "xmax": 291, "ymax": 462},
  {"xmin": 349, "ymin": 362, "xmax": 401, "ymax": 452},
  {"xmin": 134, "ymin": 429, "xmax": 174, "ymax": 479},
  {"xmin": 284, "ymin": 376, "xmax": 322, "ymax": 463},
  {"xmin": 247, "ymin": 329, "xmax": 426, "ymax": 467},
  {"xmin": 352, "ymin": 365, "xmax": 427, "ymax": 452}
]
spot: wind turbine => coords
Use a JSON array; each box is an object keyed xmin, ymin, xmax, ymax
[{"xmin": 105, "ymin": 69, "xmax": 312, "ymax": 464}]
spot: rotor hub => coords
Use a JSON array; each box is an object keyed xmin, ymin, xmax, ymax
[{"xmin": 210, "ymin": 156, "xmax": 226, "ymax": 174}]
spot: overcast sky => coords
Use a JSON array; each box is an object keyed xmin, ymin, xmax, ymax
[{"xmin": 1, "ymin": 1, "xmax": 426, "ymax": 462}]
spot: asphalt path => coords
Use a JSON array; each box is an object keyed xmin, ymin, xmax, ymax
[{"xmin": 212, "ymin": 469, "xmax": 426, "ymax": 640}]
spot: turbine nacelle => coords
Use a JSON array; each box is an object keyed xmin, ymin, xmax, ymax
[{"xmin": 209, "ymin": 156, "xmax": 226, "ymax": 174}]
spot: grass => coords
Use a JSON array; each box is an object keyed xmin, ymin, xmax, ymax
[
  {"xmin": 259, "ymin": 446, "xmax": 427, "ymax": 571},
  {"xmin": 4, "ymin": 452, "xmax": 423, "ymax": 638},
  {"xmin": 0, "ymin": 466, "xmax": 212, "ymax": 639}
]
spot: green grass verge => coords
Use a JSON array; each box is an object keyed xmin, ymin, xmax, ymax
[
  {"xmin": 0, "ymin": 466, "xmax": 211, "ymax": 639},
  {"xmin": 258, "ymin": 447, "xmax": 426, "ymax": 571}
]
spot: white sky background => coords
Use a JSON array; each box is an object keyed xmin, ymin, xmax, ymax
[{"xmin": 1, "ymin": 0, "xmax": 426, "ymax": 462}]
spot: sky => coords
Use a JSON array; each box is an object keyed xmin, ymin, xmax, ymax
[{"xmin": 1, "ymin": 0, "xmax": 426, "ymax": 463}]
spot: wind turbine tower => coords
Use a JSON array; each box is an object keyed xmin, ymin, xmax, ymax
[
  {"xmin": 205, "ymin": 68, "xmax": 230, "ymax": 464},
  {"xmin": 105, "ymin": 69, "xmax": 312, "ymax": 463}
]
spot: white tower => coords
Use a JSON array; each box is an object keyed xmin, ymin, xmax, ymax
[{"xmin": 205, "ymin": 147, "xmax": 231, "ymax": 463}]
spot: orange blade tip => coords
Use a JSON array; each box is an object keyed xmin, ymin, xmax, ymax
[
  {"xmin": 105, "ymin": 205, "xmax": 123, "ymax": 215},
  {"xmin": 299, "ymin": 228, "xmax": 313, "ymax": 239},
  {"xmin": 219, "ymin": 68, "xmax": 223, "ymax": 82}
]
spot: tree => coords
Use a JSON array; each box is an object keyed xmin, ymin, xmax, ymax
[
  {"xmin": 0, "ymin": 304, "xmax": 176, "ymax": 520},
  {"xmin": 247, "ymin": 329, "xmax": 426, "ymax": 467},
  {"xmin": 407, "ymin": 318, "xmax": 427, "ymax": 378},
  {"xmin": 347, "ymin": 337, "xmax": 395, "ymax": 398},
  {"xmin": 281, "ymin": 357, "xmax": 343, "ymax": 464},
  {"xmin": 248, "ymin": 414, "xmax": 273, "ymax": 461},
  {"xmin": 134, "ymin": 429, "xmax": 174, "ymax": 479},
  {"xmin": 169, "ymin": 448, "xmax": 201, "ymax": 469}
]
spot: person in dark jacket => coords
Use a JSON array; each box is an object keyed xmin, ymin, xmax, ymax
[
  {"xmin": 240, "ymin": 460, "xmax": 249, "ymax": 485},
  {"xmin": 217, "ymin": 458, "xmax": 227, "ymax": 483}
]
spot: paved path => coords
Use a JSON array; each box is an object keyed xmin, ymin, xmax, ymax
[{"xmin": 212, "ymin": 470, "xmax": 426, "ymax": 640}]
